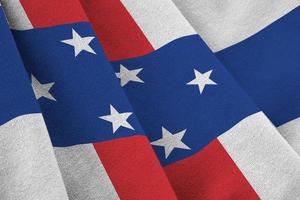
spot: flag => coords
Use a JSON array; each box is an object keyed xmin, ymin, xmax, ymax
[
  {"xmin": 0, "ymin": 5, "xmax": 68, "ymax": 199},
  {"xmin": 1, "ymin": 0, "xmax": 177, "ymax": 199},
  {"xmin": 80, "ymin": 0, "xmax": 300, "ymax": 199},
  {"xmin": 173, "ymin": 1, "xmax": 300, "ymax": 156},
  {"xmin": 2, "ymin": 0, "xmax": 300, "ymax": 199}
]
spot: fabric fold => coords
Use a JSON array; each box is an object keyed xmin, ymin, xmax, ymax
[{"xmin": 0, "ymin": 5, "xmax": 68, "ymax": 200}]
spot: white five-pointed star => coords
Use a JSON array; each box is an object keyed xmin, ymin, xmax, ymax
[
  {"xmin": 61, "ymin": 29, "xmax": 96, "ymax": 57},
  {"xmin": 99, "ymin": 105, "xmax": 134, "ymax": 133},
  {"xmin": 151, "ymin": 127, "xmax": 191, "ymax": 159},
  {"xmin": 115, "ymin": 64, "xmax": 144, "ymax": 87},
  {"xmin": 31, "ymin": 75, "xmax": 56, "ymax": 101},
  {"xmin": 187, "ymin": 69, "xmax": 217, "ymax": 94}
]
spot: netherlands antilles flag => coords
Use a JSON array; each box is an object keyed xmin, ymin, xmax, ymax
[
  {"xmin": 80, "ymin": 0, "xmax": 300, "ymax": 199},
  {"xmin": 0, "ymin": 0, "xmax": 177, "ymax": 199},
  {"xmin": 0, "ymin": 5, "xmax": 68, "ymax": 199},
  {"xmin": 173, "ymin": 1, "xmax": 300, "ymax": 159}
]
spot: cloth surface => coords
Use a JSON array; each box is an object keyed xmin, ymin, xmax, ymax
[{"xmin": 1, "ymin": 1, "xmax": 300, "ymax": 200}]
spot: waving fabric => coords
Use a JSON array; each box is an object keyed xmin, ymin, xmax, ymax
[{"xmin": 1, "ymin": 1, "xmax": 300, "ymax": 200}]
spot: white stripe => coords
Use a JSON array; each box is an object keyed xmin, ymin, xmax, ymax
[
  {"xmin": 54, "ymin": 144, "xmax": 120, "ymax": 200},
  {"xmin": 172, "ymin": 0, "xmax": 300, "ymax": 52},
  {"xmin": 278, "ymin": 118, "xmax": 300, "ymax": 155},
  {"xmin": 121, "ymin": 0, "xmax": 196, "ymax": 50},
  {"xmin": 0, "ymin": 0, "xmax": 33, "ymax": 30},
  {"xmin": 0, "ymin": 114, "xmax": 68, "ymax": 200},
  {"xmin": 218, "ymin": 112, "xmax": 300, "ymax": 200}
]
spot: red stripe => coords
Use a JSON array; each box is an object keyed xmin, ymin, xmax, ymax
[
  {"xmin": 93, "ymin": 135, "xmax": 177, "ymax": 200},
  {"xmin": 164, "ymin": 139, "xmax": 260, "ymax": 200},
  {"xmin": 20, "ymin": 0, "xmax": 88, "ymax": 28},
  {"xmin": 79, "ymin": 0, "xmax": 154, "ymax": 61}
]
